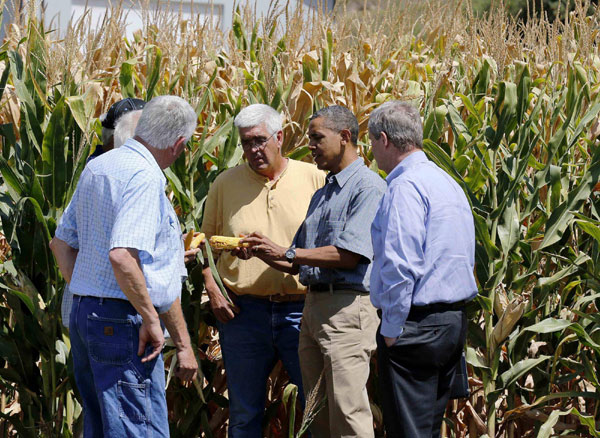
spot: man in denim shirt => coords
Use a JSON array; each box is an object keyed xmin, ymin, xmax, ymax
[
  {"xmin": 244, "ymin": 106, "xmax": 385, "ymax": 438},
  {"xmin": 50, "ymin": 96, "xmax": 198, "ymax": 438},
  {"xmin": 368, "ymin": 101, "xmax": 478, "ymax": 438}
]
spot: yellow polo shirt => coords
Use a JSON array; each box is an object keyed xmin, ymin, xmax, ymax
[{"xmin": 201, "ymin": 159, "xmax": 326, "ymax": 296}]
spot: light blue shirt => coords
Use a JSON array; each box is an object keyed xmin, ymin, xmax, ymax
[
  {"xmin": 370, "ymin": 151, "xmax": 478, "ymax": 338},
  {"xmin": 293, "ymin": 158, "xmax": 386, "ymax": 292},
  {"xmin": 55, "ymin": 138, "xmax": 186, "ymax": 313}
]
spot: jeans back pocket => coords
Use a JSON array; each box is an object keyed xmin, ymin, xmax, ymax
[{"xmin": 87, "ymin": 315, "xmax": 133, "ymax": 365}]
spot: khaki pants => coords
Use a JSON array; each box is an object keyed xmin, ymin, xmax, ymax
[{"xmin": 299, "ymin": 290, "xmax": 379, "ymax": 438}]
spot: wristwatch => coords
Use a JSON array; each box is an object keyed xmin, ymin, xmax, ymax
[{"xmin": 285, "ymin": 247, "xmax": 296, "ymax": 264}]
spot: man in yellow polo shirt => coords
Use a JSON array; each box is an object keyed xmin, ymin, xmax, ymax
[{"xmin": 201, "ymin": 104, "xmax": 325, "ymax": 437}]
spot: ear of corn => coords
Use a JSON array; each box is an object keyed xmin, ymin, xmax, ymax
[
  {"xmin": 184, "ymin": 229, "xmax": 195, "ymax": 250},
  {"xmin": 189, "ymin": 233, "xmax": 205, "ymax": 249},
  {"xmin": 209, "ymin": 235, "xmax": 249, "ymax": 250}
]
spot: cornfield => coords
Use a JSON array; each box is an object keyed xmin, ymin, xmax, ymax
[{"xmin": 0, "ymin": 0, "xmax": 599, "ymax": 436}]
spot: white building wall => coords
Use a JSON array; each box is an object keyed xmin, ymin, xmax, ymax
[{"xmin": 29, "ymin": 1, "xmax": 333, "ymax": 38}]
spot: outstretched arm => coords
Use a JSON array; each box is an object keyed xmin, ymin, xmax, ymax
[{"xmin": 241, "ymin": 232, "xmax": 361, "ymax": 272}]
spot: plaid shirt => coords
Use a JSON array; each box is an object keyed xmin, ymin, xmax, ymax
[
  {"xmin": 56, "ymin": 139, "xmax": 186, "ymax": 314},
  {"xmin": 293, "ymin": 158, "xmax": 386, "ymax": 292}
]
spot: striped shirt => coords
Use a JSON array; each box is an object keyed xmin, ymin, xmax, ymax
[
  {"xmin": 293, "ymin": 158, "xmax": 386, "ymax": 292},
  {"xmin": 55, "ymin": 138, "xmax": 186, "ymax": 313}
]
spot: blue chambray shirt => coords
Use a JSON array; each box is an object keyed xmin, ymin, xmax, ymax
[
  {"xmin": 370, "ymin": 151, "xmax": 478, "ymax": 338},
  {"xmin": 293, "ymin": 158, "xmax": 386, "ymax": 292},
  {"xmin": 55, "ymin": 138, "xmax": 187, "ymax": 313}
]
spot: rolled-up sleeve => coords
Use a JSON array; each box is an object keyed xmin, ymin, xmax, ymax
[
  {"xmin": 371, "ymin": 181, "xmax": 427, "ymax": 338},
  {"xmin": 333, "ymin": 185, "xmax": 385, "ymax": 260},
  {"xmin": 55, "ymin": 189, "xmax": 80, "ymax": 249},
  {"xmin": 110, "ymin": 171, "xmax": 161, "ymax": 258}
]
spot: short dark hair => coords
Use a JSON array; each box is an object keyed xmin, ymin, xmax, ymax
[{"xmin": 310, "ymin": 105, "xmax": 359, "ymax": 145}]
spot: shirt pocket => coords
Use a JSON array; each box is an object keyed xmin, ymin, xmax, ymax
[
  {"xmin": 316, "ymin": 220, "xmax": 344, "ymax": 247},
  {"xmin": 159, "ymin": 211, "xmax": 181, "ymax": 252}
]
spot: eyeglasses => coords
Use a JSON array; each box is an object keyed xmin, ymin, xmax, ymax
[{"xmin": 240, "ymin": 132, "xmax": 277, "ymax": 151}]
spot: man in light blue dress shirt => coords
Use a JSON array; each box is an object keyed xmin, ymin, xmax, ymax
[
  {"xmin": 368, "ymin": 101, "xmax": 478, "ymax": 438},
  {"xmin": 50, "ymin": 96, "xmax": 198, "ymax": 438}
]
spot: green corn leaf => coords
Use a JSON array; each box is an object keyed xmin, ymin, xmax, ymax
[
  {"xmin": 145, "ymin": 45, "xmax": 162, "ymax": 100},
  {"xmin": 500, "ymin": 355, "xmax": 551, "ymax": 388},
  {"xmin": 0, "ymin": 55, "xmax": 10, "ymax": 102},
  {"xmin": 204, "ymin": 243, "xmax": 233, "ymax": 305},
  {"xmin": 471, "ymin": 58, "xmax": 491, "ymax": 102},
  {"xmin": 287, "ymin": 146, "xmax": 311, "ymax": 161},
  {"xmin": 41, "ymin": 96, "xmax": 68, "ymax": 207},
  {"xmin": 423, "ymin": 105, "xmax": 448, "ymax": 143},
  {"xmin": 538, "ymin": 408, "xmax": 600, "ymax": 438},
  {"xmin": 0, "ymin": 156, "xmax": 25, "ymax": 197},
  {"xmin": 119, "ymin": 59, "xmax": 137, "ymax": 98},
  {"xmin": 539, "ymin": 158, "xmax": 600, "ymax": 249},
  {"xmin": 473, "ymin": 212, "xmax": 500, "ymax": 259},
  {"xmin": 497, "ymin": 197, "xmax": 520, "ymax": 255}
]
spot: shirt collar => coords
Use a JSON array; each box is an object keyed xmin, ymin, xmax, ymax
[
  {"xmin": 386, "ymin": 150, "xmax": 428, "ymax": 184},
  {"xmin": 122, "ymin": 138, "xmax": 166, "ymax": 185},
  {"xmin": 244, "ymin": 159, "xmax": 290, "ymax": 186},
  {"xmin": 327, "ymin": 157, "xmax": 363, "ymax": 188}
]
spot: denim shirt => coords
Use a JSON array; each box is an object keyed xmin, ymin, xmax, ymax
[{"xmin": 293, "ymin": 158, "xmax": 386, "ymax": 292}]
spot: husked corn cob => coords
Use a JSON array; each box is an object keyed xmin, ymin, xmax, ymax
[
  {"xmin": 184, "ymin": 230, "xmax": 206, "ymax": 250},
  {"xmin": 189, "ymin": 233, "xmax": 205, "ymax": 249},
  {"xmin": 209, "ymin": 235, "xmax": 249, "ymax": 250},
  {"xmin": 184, "ymin": 230, "xmax": 195, "ymax": 249}
]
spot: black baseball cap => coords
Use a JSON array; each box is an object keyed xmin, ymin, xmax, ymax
[{"xmin": 100, "ymin": 98, "xmax": 146, "ymax": 129}]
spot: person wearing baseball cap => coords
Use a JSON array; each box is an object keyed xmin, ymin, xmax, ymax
[{"xmin": 89, "ymin": 97, "xmax": 146, "ymax": 160}]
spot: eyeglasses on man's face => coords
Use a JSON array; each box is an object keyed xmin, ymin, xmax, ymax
[{"xmin": 240, "ymin": 131, "xmax": 277, "ymax": 151}]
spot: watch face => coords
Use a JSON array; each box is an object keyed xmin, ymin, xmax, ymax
[{"xmin": 285, "ymin": 248, "xmax": 296, "ymax": 262}]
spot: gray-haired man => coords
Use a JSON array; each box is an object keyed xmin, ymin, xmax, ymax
[
  {"xmin": 51, "ymin": 96, "xmax": 199, "ymax": 437},
  {"xmin": 369, "ymin": 101, "xmax": 477, "ymax": 437},
  {"xmin": 200, "ymin": 104, "xmax": 325, "ymax": 436}
]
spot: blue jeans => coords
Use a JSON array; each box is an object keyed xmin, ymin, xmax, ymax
[
  {"xmin": 217, "ymin": 295, "xmax": 305, "ymax": 437},
  {"xmin": 70, "ymin": 295, "xmax": 169, "ymax": 438}
]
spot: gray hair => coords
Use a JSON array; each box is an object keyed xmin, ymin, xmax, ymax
[
  {"xmin": 134, "ymin": 96, "xmax": 197, "ymax": 150},
  {"xmin": 234, "ymin": 104, "xmax": 283, "ymax": 134},
  {"xmin": 310, "ymin": 105, "xmax": 359, "ymax": 145},
  {"xmin": 114, "ymin": 110, "xmax": 143, "ymax": 149},
  {"xmin": 368, "ymin": 101, "xmax": 423, "ymax": 153},
  {"xmin": 101, "ymin": 127, "xmax": 114, "ymax": 146}
]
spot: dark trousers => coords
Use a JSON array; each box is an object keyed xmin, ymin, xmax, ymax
[{"xmin": 377, "ymin": 307, "xmax": 467, "ymax": 438}]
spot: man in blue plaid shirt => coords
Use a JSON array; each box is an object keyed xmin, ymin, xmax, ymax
[{"xmin": 50, "ymin": 95, "xmax": 198, "ymax": 438}]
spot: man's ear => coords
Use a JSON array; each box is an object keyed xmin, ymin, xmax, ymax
[
  {"xmin": 339, "ymin": 128, "xmax": 352, "ymax": 144},
  {"xmin": 380, "ymin": 131, "xmax": 390, "ymax": 149},
  {"xmin": 171, "ymin": 136, "xmax": 187, "ymax": 157}
]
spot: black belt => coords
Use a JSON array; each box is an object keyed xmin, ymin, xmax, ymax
[{"xmin": 307, "ymin": 283, "xmax": 365, "ymax": 293}]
